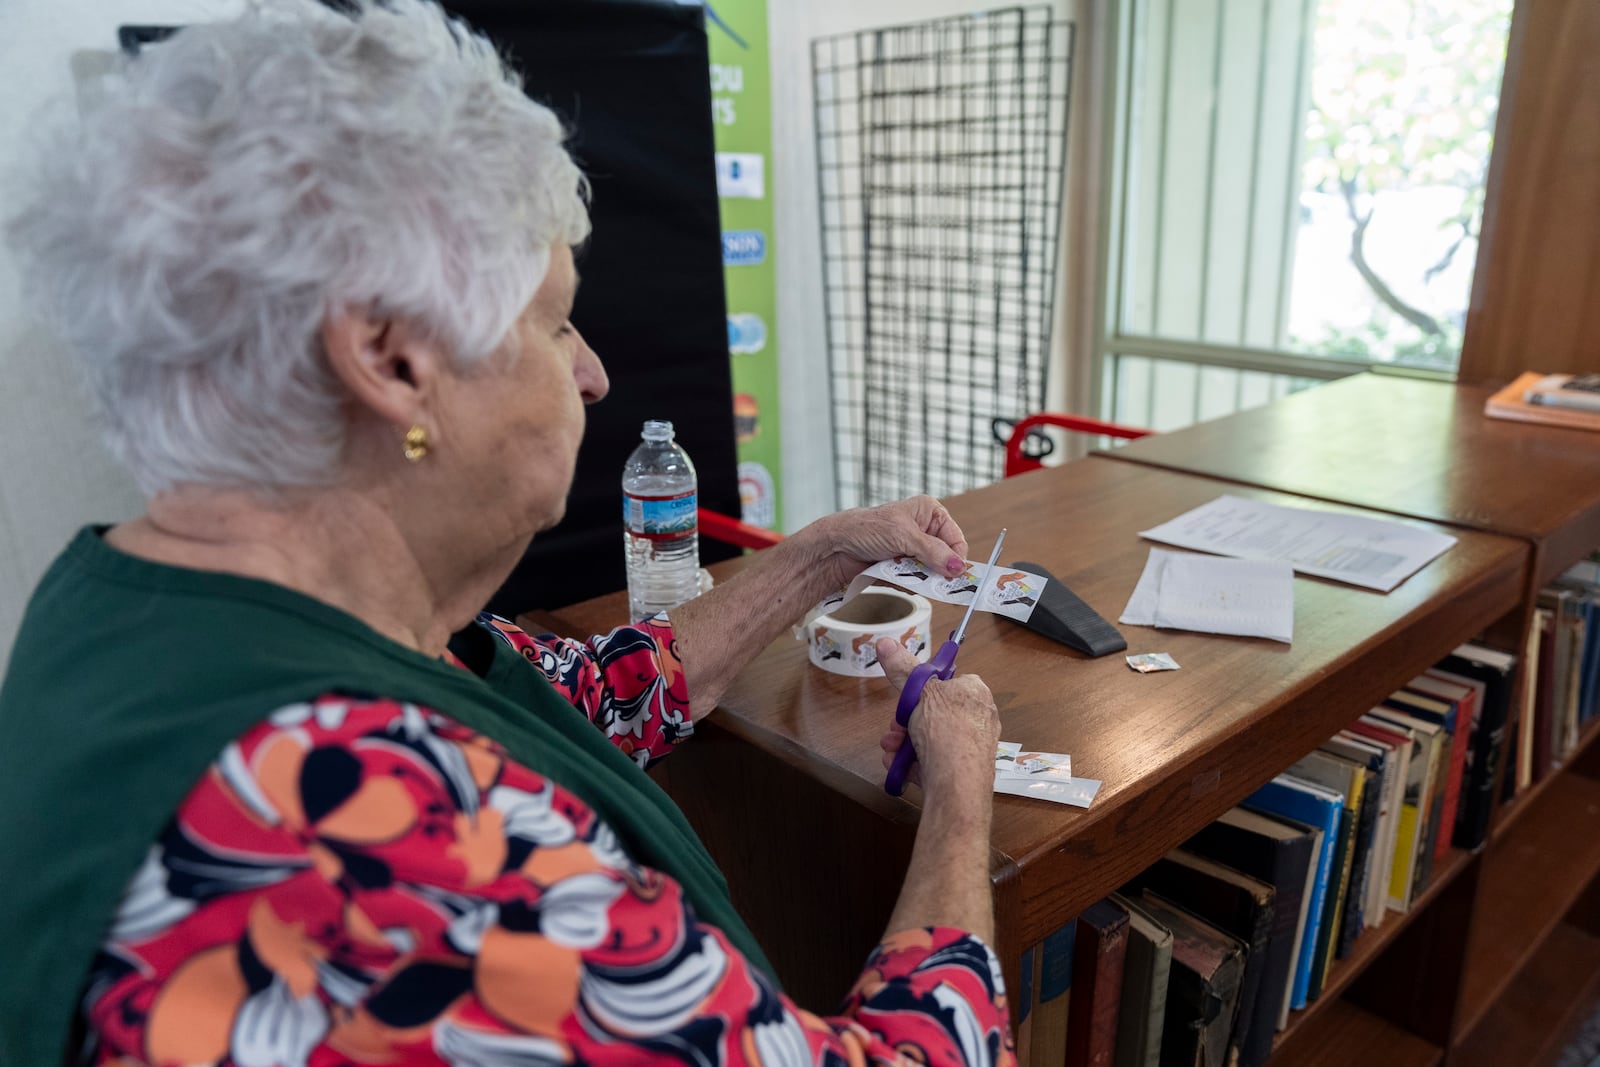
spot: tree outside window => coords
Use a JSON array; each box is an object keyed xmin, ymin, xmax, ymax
[{"xmin": 1292, "ymin": 0, "xmax": 1513, "ymax": 369}]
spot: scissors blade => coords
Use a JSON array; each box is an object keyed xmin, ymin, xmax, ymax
[{"xmin": 951, "ymin": 528, "xmax": 1007, "ymax": 646}]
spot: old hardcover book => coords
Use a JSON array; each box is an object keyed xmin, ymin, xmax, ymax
[
  {"xmin": 1184, "ymin": 806, "xmax": 1316, "ymax": 1057},
  {"xmin": 1111, "ymin": 892, "xmax": 1172, "ymax": 1067},
  {"xmin": 1067, "ymin": 898, "xmax": 1130, "ymax": 1067},
  {"xmin": 1140, "ymin": 891, "xmax": 1248, "ymax": 1067},
  {"xmin": 1121, "ymin": 849, "xmax": 1273, "ymax": 1067},
  {"xmin": 1033, "ymin": 920, "xmax": 1077, "ymax": 1067}
]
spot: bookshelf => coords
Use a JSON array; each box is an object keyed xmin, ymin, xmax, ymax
[{"xmin": 1096, "ymin": 373, "xmax": 1600, "ymax": 1064}]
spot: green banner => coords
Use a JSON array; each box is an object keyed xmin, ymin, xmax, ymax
[{"xmin": 707, "ymin": 1, "xmax": 781, "ymax": 530}]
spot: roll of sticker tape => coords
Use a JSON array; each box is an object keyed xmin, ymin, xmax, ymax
[{"xmin": 805, "ymin": 586, "xmax": 933, "ymax": 677}]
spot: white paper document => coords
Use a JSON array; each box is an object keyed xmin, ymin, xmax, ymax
[
  {"xmin": 1121, "ymin": 548, "xmax": 1295, "ymax": 642},
  {"xmin": 1138, "ymin": 495, "xmax": 1456, "ymax": 592}
]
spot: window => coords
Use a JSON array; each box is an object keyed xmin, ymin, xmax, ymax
[{"xmin": 1100, "ymin": 0, "xmax": 1513, "ymax": 430}]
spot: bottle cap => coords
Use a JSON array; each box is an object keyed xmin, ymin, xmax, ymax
[{"xmin": 642, "ymin": 420, "xmax": 675, "ymax": 442}]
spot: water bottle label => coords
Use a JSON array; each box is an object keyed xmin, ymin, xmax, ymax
[{"xmin": 624, "ymin": 491, "xmax": 697, "ymax": 540}]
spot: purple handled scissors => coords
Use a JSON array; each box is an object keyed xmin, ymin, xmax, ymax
[{"xmin": 884, "ymin": 529, "xmax": 1007, "ymax": 796}]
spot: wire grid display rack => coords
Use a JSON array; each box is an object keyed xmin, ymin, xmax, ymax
[{"xmin": 814, "ymin": 7, "xmax": 1074, "ymax": 509}]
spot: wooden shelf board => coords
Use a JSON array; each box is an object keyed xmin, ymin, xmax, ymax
[
  {"xmin": 1451, "ymin": 922, "xmax": 1600, "ymax": 1067},
  {"xmin": 1457, "ymin": 772, "xmax": 1600, "ymax": 1036},
  {"xmin": 1492, "ymin": 713, "xmax": 1600, "ymax": 842},
  {"xmin": 1270, "ymin": 997, "xmax": 1440, "ymax": 1067},
  {"xmin": 1272, "ymin": 847, "xmax": 1474, "ymax": 1050}
]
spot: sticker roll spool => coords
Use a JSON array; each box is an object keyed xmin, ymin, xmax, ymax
[{"xmin": 806, "ymin": 586, "xmax": 933, "ymax": 677}]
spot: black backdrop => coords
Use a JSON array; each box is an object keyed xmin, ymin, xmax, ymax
[
  {"xmin": 125, "ymin": 1, "xmax": 743, "ymax": 614},
  {"xmin": 444, "ymin": 0, "xmax": 744, "ymax": 616}
]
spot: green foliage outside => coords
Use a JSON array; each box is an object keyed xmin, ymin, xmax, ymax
[{"xmin": 1291, "ymin": 0, "xmax": 1513, "ymax": 369}]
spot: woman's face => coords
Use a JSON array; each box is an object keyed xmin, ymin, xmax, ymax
[{"xmin": 438, "ymin": 244, "xmax": 609, "ymax": 540}]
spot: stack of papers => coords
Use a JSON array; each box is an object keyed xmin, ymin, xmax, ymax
[
  {"xmin": 1138, "ymin": 495, "xmax": 1456, "ymax": 593},
  {"xmin": 1121, "ymin": 548, "xmax": 1295, "ymax": 643}
]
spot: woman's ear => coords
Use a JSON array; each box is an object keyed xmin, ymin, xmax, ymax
[{"xmin": 321, "ymin": 309, "xmax": 447, "ymax": 429}]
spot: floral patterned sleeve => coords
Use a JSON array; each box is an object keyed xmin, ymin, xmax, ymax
[
  {"xmin": 83, "ymin": 696, "xmax": 1015, "ymax": 1067},
  {"xmin": 473, "ymin": 612, "xmax": 692, "ymax": 768}
]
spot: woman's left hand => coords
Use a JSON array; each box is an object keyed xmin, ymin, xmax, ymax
[
  {"xmin": 669, "ymin": 495, "xmax": 968, "ymax": 719},
  {"xmin": 809, "ymin": 496, "xmax": 971, "ymax": 587}
]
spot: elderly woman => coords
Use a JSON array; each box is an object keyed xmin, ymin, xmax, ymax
[{"xmin": 0, "ymin": 2, "xmax": 1011, "ymax": 1065}]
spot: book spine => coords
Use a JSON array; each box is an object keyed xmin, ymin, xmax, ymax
[
  {"xmin": 1387, "ymin": 769, "xmax": 1421, "ymax": 910},
  {"xmin": 1337, "ymin": 773, "xmax": 1378, "ymax": 956},
  {"xmin": 1295, "ymin": 829, "xmax": 1334, "ymax": 1009},
  {"xmin": 1446, "ymin": 655, "xmax": 1516, "ymax": 844},
  {"xmin": 1580, "ymin": 597, "xmax": 1600, "ymax": 723},
  {"xmin": 1310, "ymin": 799, "xmax": 1354, "ymax": 996},
  {"xmin": 1034, "ymin": 922, "xmax": 1076, "ymax": 1067},
  {"xmin": 1458, "ymin": 692, "xmax": 1507, "ymax": 848},
  {"xmin": 1015, "ymin": 944, "xmax": 1037, "ymax": 1065},
  {"xmin": 1412, "ymin": 735, "xmax": 1445, "ymax": 894},
  {"xmin": 1236, "ymin": 899, "xmax": 1274, "ymax": 1067},
  {"xmin": 1533, "ymin": 607, "xmax": 1556, "ymax": 784},
  {"xmin": 1516, "ymin": 612, "xmax": 1547, "ymax": 795},
  {"xmin": 1433, "ymin": 710, "xmax": 1467, "ymax": 866},
  {"xmin": 1068, "ymin": 908, "xmax": 1129, "ymax": 1067},
  {"xmin": 1560, "ymin": 597, "xmax": 1585, "ymax": 758},
  {"xmin": 1246, "ymin": 847, "xmax": 1302, "ymax": 1062}
]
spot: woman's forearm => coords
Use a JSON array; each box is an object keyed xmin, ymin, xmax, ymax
[
  {"xmin": 882, "ymin": 789, "xmax": 997, "ymax": 944},
  {"xmin": 667, "ymin": 525, "xmax": 848, "ymax": 720}
]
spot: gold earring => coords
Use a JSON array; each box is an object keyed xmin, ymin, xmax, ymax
[{"xmin": 403, "ymin": 425, "xmax": 430, "ymax": 462}]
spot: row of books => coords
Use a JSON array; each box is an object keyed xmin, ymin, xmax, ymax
[
  {"xmin": 1517, "ymin": 558, "xmax": 1600, "ymax": 795},
  {"xmin": 1016, "ymin": 643, "xmax": 1518, "ymax": 1067}
]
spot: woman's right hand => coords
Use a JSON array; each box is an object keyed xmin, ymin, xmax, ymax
[{"xmin": 875, "ymin": 638, "xmax": 1001, "ymax": 795}]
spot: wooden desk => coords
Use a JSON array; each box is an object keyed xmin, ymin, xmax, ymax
[
  {"xmin": 1091, "ymin": 375, "xmax": 1600, "ymax": 1061},
  {"xmin": 1094, "ymin": 372, "xmax": 1600, "ymax": 590},
  {"xmin": 540, "ymin": 458, "xmax": 1527, "ymax": 1016}
]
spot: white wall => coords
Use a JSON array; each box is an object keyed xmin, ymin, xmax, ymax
[
  {"xmin": 767, "ymin": 0, "xmax": 1095, "ymax": 528},
  {"xmin": 0, "ymin": 1, "xmax": 241, "ymax": 658}
]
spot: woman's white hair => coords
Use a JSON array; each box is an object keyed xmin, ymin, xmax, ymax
[{"xmin": 7, "ymin": 0, "xmax": 589, "ymax": 494}]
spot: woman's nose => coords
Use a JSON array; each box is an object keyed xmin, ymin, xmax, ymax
[{"xmin": 572, "ymin": 328, "xmax": 609, "ymax": 403}]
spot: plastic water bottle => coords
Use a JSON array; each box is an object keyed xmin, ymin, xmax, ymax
[{"xmin": 623, "ymin": 420, "xmax": 701, "ymax": 620}]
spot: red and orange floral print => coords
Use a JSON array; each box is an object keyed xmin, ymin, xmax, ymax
[{"xmin": 81, "ymin": 615, "xmax": 1013, "ymax": 1066}]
